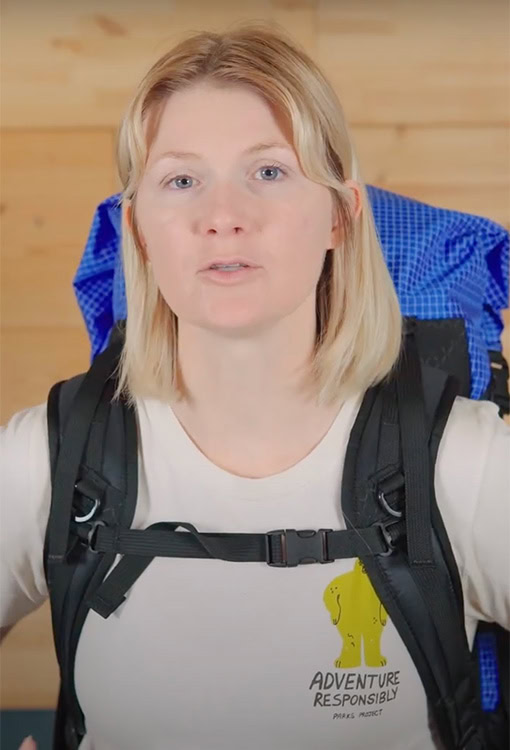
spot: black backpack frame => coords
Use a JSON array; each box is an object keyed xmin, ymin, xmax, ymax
[{"xmin": 42, "ymin": 316, "xmax": 509, "ymax": 750}]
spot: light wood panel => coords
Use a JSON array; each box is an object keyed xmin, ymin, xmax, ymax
[
  {"xmin": 1, "ymin": 0, "xmax": 509, "ymax": 712},
  {"xmin": 1, "ymin": 0, "xmax": 508, "ymax": 128},
  {"xmin": 0, "ymin": 0, "xmax": 317, "ymax": 129},
  {"xmin": 0, "ymin": 130, "xmax": 117, "ymax": 330},
  {"xmin": 318, "ymin": 0, "xmax": 510, "ymax": 126},
  {"xmin": 0, "ymin": 328, "xmax": 91, "ymax": 417},
  {"xmin": 356, "ymin": 126, "xmax": 509, "ymax": 188},
  {"xmin": 352, "ymin": 125, "xmax": 510, "ymax": 230}
]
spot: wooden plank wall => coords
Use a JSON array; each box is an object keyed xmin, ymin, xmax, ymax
[{"xmin": 1, "ymin": 0, "xmax": 509, "ymax": 709}]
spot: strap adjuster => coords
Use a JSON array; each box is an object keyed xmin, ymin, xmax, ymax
[
  {"xmin": 372, "ymin": 521, "xmax": 397, "ymax": 557},
  {"xmin": 87, "ymin": 520, "xmax": 106, "ymax": 554},
  {"xmin": 265, "ymin": 528, "xmax": 334, "ymax": 567}
]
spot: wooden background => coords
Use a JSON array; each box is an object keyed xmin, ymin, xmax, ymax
[{"xmin": 1, "ymin": 0, "xmax": 509, "ymax": 709}]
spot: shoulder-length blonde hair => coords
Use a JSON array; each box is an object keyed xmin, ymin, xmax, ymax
[{"xmin": 111, "ymin": 21, "xmax": 404, "ymax": 409}]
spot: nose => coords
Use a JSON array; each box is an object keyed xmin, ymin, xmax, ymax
[
  {"xmin": 196, "ymin": 181, "xmax": 252, "ymax": 237},
  {"xmin": 205, "ymin": 224, "xmax": 243, "ymax": 236}
]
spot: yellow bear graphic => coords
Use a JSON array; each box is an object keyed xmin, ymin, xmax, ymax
[{"xmin": 323, "ymin": 558, "xmax": 388, "ymax": 669}]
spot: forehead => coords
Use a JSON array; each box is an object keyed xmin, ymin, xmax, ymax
[{"xmin": 145, "ymin": 83, "xmax": 295, "ymax": 165}]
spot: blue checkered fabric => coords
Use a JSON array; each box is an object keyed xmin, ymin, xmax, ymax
[
  {"xmin": 476, "ymin": 630, "xmax": 501, "ymax": 712},
  {"xmin": 73, "ymin": 185, "xmax": 508, "ymax": 713},
  {"xmin": 73, "ymin": 185, "xmax": 509, "ymax": 400}
]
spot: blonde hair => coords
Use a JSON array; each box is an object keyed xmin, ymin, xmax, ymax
[{"xmin": 111, "ymin": 21, "xmax": 404, "ymax": 409}]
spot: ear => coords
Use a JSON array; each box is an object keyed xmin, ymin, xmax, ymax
[
  {"xmin": 330, "ymin": 181, "xmax": 362, "ymax": 247},
  {"xmin": 125, "ymin": 202, "xmax": 133, "ymax": 232},
  {"xmin": 344, "ymin": 179, "xmax": 362, "ymax": 221}
]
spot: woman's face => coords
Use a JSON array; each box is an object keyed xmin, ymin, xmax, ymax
[{"xmin": 131, "ymin": 82, "xmax": 358, "ymax": 336}]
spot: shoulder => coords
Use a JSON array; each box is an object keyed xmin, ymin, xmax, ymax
[
  {"xmin": 1, "ymin": 400, "xmax": 48, "ymax": 436},
  {"xmin": 444, "ymin": 394, "xmax": 506, "ymax": 430},
  {"xmin": 1, "ymin": 401, "xmax": 50, "ymax": 485},
  {"xmin": 436, "ymin": 396, "xmax": 508, "ymax": 500},
  {"xmin": 1, "ymin": 401, "xmax": 51, "ymax": 627},
  {"xmin": 434, "ymin": 396, "xmax": 510, "ymax": 626},
  {"xmin": 435, "ymin": 395, "xmax": 509, "ymax": 517},
  {"xmin": 1, "ymin": 400, "xmax": 49, "ymax": 468},
  {"xmin": 438, "ymin": 394, "xmax": 508, "ymax": 459}
]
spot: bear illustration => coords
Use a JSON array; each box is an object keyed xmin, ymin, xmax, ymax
[{"xmin": 323, "ymin": 558, "xmax": 388, "ymax": 669}]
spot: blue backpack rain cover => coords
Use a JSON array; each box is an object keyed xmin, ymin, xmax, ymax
[{"xmin": 73, "ymin": 184, "xmax": 509, "ymax": 715}]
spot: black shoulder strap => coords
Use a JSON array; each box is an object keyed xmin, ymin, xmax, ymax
[
  {"xmin": 341, "ymin": 329, "xmax": 486, "ymax": 749},
  {"xmin": 44, "ymin": 339, "xmax": 138, "ymax": 750}
]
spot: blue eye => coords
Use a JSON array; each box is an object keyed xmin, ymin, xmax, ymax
[
  {"xmin": 164, "ymin": 175, "xmax": 195, "ymax": 190},
  {"xmin": 162, "ymin": 162, "xmax": 287, "ymax": 190},
  {"xmin": 256, "ymin": 163, "xmax": 287, "ymax": 181}
]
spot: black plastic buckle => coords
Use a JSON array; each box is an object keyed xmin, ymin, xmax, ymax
[{"xmin": 265, "ymin": 528, "xmax": 334, "ymax": 567}]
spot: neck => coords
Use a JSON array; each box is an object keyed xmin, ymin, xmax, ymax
[
  {"xmin": 167, "ymin": 307, "xmax": 348, "ymax": 477},
  {"xmin": 174, "ymin": 324, "xmax": 316, "ymax": 431},
  {"xmin": 168, "ymin": 299, "xmax": 344, "ymax": 445}
]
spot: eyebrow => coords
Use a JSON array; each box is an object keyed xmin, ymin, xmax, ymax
[{"xmin": 150, "ymin": 141, "xmax": 294, "ymax": 165}]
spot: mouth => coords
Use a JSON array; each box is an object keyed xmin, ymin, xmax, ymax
[
  {"xmin": 200, "ymin": 257, "xmax": 260, "ymax": 271},
  {"xmin": 199, "ymin": 265, "xmax": 262, "ymax": 284}
]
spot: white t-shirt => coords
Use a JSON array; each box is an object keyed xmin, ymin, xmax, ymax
[{"xmin": 1, "ymin": 391, "xmax": 509, "ymax": 750}]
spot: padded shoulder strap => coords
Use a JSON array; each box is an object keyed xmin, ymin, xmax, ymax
[
  {"xmin": 341, "ymin": 333, "xmax": 486, "ymax": 749},
  {"xmin": 44, "ymin": 339, "xmax": 139, "ymax": 749}
]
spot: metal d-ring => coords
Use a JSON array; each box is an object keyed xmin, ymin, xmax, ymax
[
  {"xmin": 74, "ymin": 494, "xmax": 100, "ymax": 523},
  {"xmin": 377, "ymin": 490, "xmax": 403, "ymax": 518}
]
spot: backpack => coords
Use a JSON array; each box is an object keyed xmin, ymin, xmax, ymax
[
  {"xmin": 43, "ymin": 185, "xmax": 510, "ymax": 749},
  {"xmin": 42, "ymin": 316, "xmax": 509, "ymax": 750}
]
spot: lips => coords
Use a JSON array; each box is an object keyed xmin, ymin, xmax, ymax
[{"xmin": 200, "ymin": 257, "xmax": 259, "ymax": 271}]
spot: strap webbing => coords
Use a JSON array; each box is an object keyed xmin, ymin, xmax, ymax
[
  {"xmin": 90, "ymin": 521, "xmax": 400, "ymax": 558},
  {"xmin": 396, "ymin": 332, "xmax": 433, "ymax": 566},
  {"xmin": 85, "ymin": 521, "xmax": 405, "ymax": 619},
  {"xmin": 47, "ymin": 340, "xmax": 122, "ymax": 563}
]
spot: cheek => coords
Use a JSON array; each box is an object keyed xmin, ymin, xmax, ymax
[
  {"xmin": 276, "ymin": 193, "xmax": 332, "ymax": 244},
  {"xmin": 141, "ymin": 211, "xmax": 189, "ymax": 269},
  {"xmin": 273, "ymin": 211, "xmax": 330, "ymax": 270},
  {"xmin": 150, "ymin": 261, "xmax": 197, "ymax": 319},
  {"xmin": 268, "ymin": 213, "xmax": 330, "ymax": 299},
  {"xmin": 145, "ymin": 228, "xmax": 197, "ymax": 311}
]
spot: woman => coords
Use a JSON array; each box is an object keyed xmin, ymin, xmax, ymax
[{"xmin": 2, "ymin": 22, "xmax": 509, "ymax": 750}]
